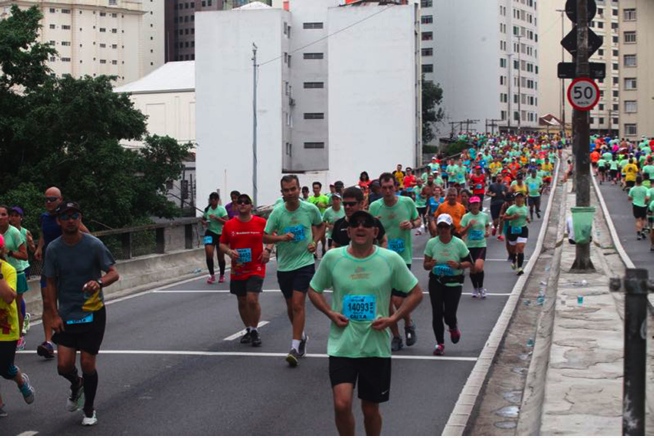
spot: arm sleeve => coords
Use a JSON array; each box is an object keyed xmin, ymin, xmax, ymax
[{"xmin": 264, "ymin": 209, "xmax": 278, "ymax": 234}]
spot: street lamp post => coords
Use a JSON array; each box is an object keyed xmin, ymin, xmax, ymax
[
  {"xmin": 507, "ymin": 53, "xmax": 513, "ymax": 133},
  {"xmin": 517, "ymin": 35, "xmax": 522, "ymax": 133},
  {"xmin": 556, "ymin": 8, "xmax": 566, "ymax": 136}
]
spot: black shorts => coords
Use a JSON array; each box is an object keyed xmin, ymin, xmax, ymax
[
  {"xmin": 528, "ymin": 196, "xmax": 541, "ymax": 207},
  {"xmin": 598, "ymin": 166, "xmax": 606, "ymax": 173},
  {"xmin": 391, "ymin": 264, "xmax": 411, "ymax": 297},
  {"xmin": 469, "ymin": 247, "xmax": 487, "ymax": 261},
  {"xmin": 633, "ymin": 205, "xmax": 647, "ymax": 220},
  {"xmin": 277, "ymin": 264, "xmax": 315, "ymax": 299},
  {"xmin": 204, "ymin": 230, "xmax": 221, "ymax": 246},
  {"xmin": 508, "ymin": 226, "xmax": 529, "ymax": 242},
  {"xmin": 417, "ymin": 207, "xmax": 427, "ymax": 217},
  {"xmin": 610, "ymin": 169, "xmax": 618, "ymax": 179},
  {"xmin": 626, "ymin": 181, "xmax": 635, "ymax": 188},
  {"xmin": 329, "ymin": 356, "xmax": 391, "ymax": 403},
  {"xmin": 230, "ymin": 276, "xmax": 264, "ymax": 297},
  {"xmin": 591, "ymin": 162, "xmax": 598, "ymax": 168},
  {"xmin": 490, "ymin": 203, "xmax": 503, "ymax": 221},
  {"xmin": 52, "ymin": 307, "xmax": 106, "ymax": 355}
]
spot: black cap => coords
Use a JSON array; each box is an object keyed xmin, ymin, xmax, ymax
[
  {"xmin": 513, "ymin": 191, "xmax": 525, "ymax": 197},
  {"xmin": 55, "ymin": 200, "xmax": 81, "ymax": 216},
  {"xmin": 237, "ymin": 193, "xmax": 252, "ymax": 204}
]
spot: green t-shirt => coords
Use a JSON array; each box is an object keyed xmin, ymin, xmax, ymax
[
  {"xmin": 413, "ymin": 185, "xmax": 427, "ymax": 208},
  {"xmin": 629, "ymin": 185, "xmax": 649, "ymax": 208},
  {"xmin": 525, "ymin": 176, "xmax": 543, "ymax": 197},
  {"xmin": 455, "ymin": 166, "xmax": 467, "ymax": 184},
  {"xmin": 308, "ymin": 194, "xmax": 330, "ymax": 214},
  {"xmin": 648, "ymin": 200, "xmax": 654, "ymax": 216},
  {"xmin": 424, "ymin": 236, "xmax": 470, "ymax": 286},
  {"xmin": 309, "ymin": 246, "xmax": 418, "ymax": 358},
  {"xmin": 17, "ymin": 227, "xmax": 30, "ymax": 270},
  {"xmin": 460, "ymin": 211, "xmax": 490, "ymax": 248},
  {"xmin": 620, "ymin": 159, "xmax": 629, "ymax": 173},
  {"xmin": 642, "ymin": 165, "xmax": 654, "ymax": 179},
  {"xmin": 264, "ymin": 201, "xmax": 323, "ymax": 272},
  {"xmin": 203, "ymin": 205, "xmax": 228, "ymax": 235},
  {"xmin": 2, "ymin": 225, "xmax": 26, "ymax": 272},
  {"xmin": 506, "ymin": 204, "xmax": 529, "ymax": 228},
  {"xmin": 369, "ymin": 196, "xmax": 419, "ymax": 264},
  {"xmin": 609, "ymin": 160, "xmax": 619, "ymax": 171},
  {"xmin": 322, "ymin": 206, "xmax": 345, "ymax": 239},
  {"xmin": 446, "ymin": 164, "xmax": 458, "ymax": 181},
  {"xmin": 602, "ymin": 152, "xmax": 613, "ymax": 162},
  {"xmin": 597, "ymin": 159, "xmax": 607, "ymax": 168}
]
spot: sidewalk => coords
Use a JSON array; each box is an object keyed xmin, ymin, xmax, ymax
[{"xmin": 538, "ymin": 179, "xmax": 654, "ymax": 435}]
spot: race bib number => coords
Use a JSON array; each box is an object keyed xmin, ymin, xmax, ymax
[
  {"xmin": 203, "ymin": 236, "xmax": 214, "ymax": 245},
  {"xmin": 342, "ymin": 295, "xmax": 376, "ymax": 322},
  {"xmin": 236, "ymin": 248, "xmax": 252, "ymax": 263},
  {"xmin": 528, "ymin": 183, "xmax": 538, "ymax": 191},
  {"xmin": 283, "ymin": 225, "xmax": 306, "ymax": 243},
  {"xmin": 468, "ymin": 229, "xmax": 484, "ymax": 241},
  {"xmin": 66, "ymin": 313, "xmax": 94, "ymax": 325},
  {"xmin": 388, "ymin": 238, "xmax": 405, "ymax": 254},
  {"xmin": 511, "ymin": 226, "xmax": 523, "ymax": 235},
  {"xmin": 433, "ymin": 264, "xmax": 455, "ymax": 277},
  {"xmin": 475, "ymin": 184, "xmax": 482, "ymax": 190}
]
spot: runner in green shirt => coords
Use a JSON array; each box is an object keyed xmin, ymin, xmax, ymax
[
  {"xmin": 597, "ymin": 158, "xmax": 608, "ymax": 184},
  {"xmin": 322, "ymin": 195, "xmax": 345, "ymax": 248},
  {"xmin": 504, "ymin": 192, "xmax": 530, "ymax": 276},
  {"xmin": 459, "ymin": 197, "xmax": 490, "ymax": 298},
  {"xmin": 628, "ymin": 176, "xmax": 649, "ymax": 240},
  {"xmin": 413, "ymin": 179, "xmax": 427, "ymax": 235},
  {"xmin": 525, "ymin": 169, "xmax": 543, "ymax": 221},
  {"xmin": 308, "ymin": 211, "xmax": 421, "ymax": 436},
  {"xmin": 647, "ymin": 199, "xmax": 654, "ymax": 251},
  {"xmin": 201, "ymin": 192, "xmax": 229, "ymax": 284},
  {"xmin": 308, "ymin": 181, "xmax": 330, "ymax": 255},
  {"xmin": 264, "ymin": 175, "xmax": 325, "ymax": 367}
]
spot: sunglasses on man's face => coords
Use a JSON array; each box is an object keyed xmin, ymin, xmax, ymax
[
  {"xmin": 342, "ymin": 201, "xmax": 358, "ymax": 207},
  {"xmin": 236, "ymin": 200, "xmax": 251, "ymax": 205},
  {"xmin": 59, "ymin": 212, "xmax": 80, "ymax": 221},
  {"xmin": 348, "ymin": 220, "xmax": 375, "ymax": 229},
  {"xmin": 45, "ymin": 197, "xmax": 59, "ymax": 203}
]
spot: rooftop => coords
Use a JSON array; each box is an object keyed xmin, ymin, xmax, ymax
[{"xmin": 114, "ymin": 61, "xmax": 195, "ymax": 95}]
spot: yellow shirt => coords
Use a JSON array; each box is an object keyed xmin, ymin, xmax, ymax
[
  {"xmin": 0, "ymin": 261, "xmax": 18, "ymax": 342},
  {"xmin": 542, "ymin": 163, "xmax": 553, "ymax": 173},
  {"xmin": 490, "ymin": 162, "xmax": 503, "ymax": 175},
  {"xmin": 624, "ymin": 163, "xmax": 639, "ymax": 182}
]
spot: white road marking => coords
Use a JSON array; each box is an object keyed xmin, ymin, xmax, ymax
[
  {"xmin": 223, "ymin": 321, "xmax": 270, "ymax": 341},
  {"xmin": 411, "ymin": 257, "xmax": 528, "ymax": 262},
  {"xmin": 152, "ymin": 288, "xmax": 512, "ymax": 296},
  {"xmin": 17, "ymin": 432, "xmax": 38, "ymax": 436}
]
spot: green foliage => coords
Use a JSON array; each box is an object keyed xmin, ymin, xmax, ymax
[
  {"xmin": 0, "ymin": 6, "xmax": 191, "ymax": 232},
  {"xmin": 422, "ymin": 76, "xmax": 445, "ymax": 145},
  {"xmin": 0, "ymin": 182, "xmax": 43, "ymax": 235},
  {"xmin": 444, "ymin": 140, "xmax": 470, "ymax": 157}
]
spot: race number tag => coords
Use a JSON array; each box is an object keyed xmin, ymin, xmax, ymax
[
  {"xmin": 66, "ymin": 313, "xmax": 94, "ymax": 325},
  {"xmin": 511, "ymin": 226, "xmax": 523, "ymax": 235},
  {"xmin": 203, "ymin": 236, "xmax": 213, "ymax": 245},
  {"xmin": 388, "ymin": 238, "xmax": 405, "ymax": 254},
  {"xmin": 475, "ymin": 184, "xmax": 482, "ymax": 190},
  {"xmin": 433, "ymin": 264, "xmax": 455, "ymax": 276},
  {"xmin": 468, "ymin": 229, "xmax": 484, "ymax": 241},
  {"xmin": 342, "ymin": 295, "xmax": 376, "ymax": 322},
  {"xmin": 237, "ymin": 248, "xmax": 252, "ymax": 263},
  {"xmin": 283, "ymin": 225, "xmax": 305, "ymax": 243}
]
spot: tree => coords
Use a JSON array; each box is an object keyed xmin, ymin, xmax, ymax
[
  {"xmin": 422, "ymin": 76, "xmax": 444, "ymax": 146},
  {"xmin": 0, "ymin": 5, "xmax": 191, "ymax": 232}
]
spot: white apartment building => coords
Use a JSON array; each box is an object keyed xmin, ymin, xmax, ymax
[
  {"xmin": 618, "ymin": 0, "xmax": 653, "ymax": 140},
  {"xmin": 0, "ymin": 0, "xmax": 164, "ymax": 85},
  {"xmin": 420, "ymin": 0, "xmax": 539, "ymax": 135},
  {"xmin": 195, "ymin": 0, "xmax": 420, "ymax": 206},
  {"xmin": 539, "ymin": 0, "xmax": 621, "ymax": 137}
]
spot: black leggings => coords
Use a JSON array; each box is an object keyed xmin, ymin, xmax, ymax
[
  {"xmin": 0, "ymin": 340, "xmax": 19, "ymax": 380},
  {"xmin": 428, "ymin": 276, "xmax": 463, "ymax": 345}
]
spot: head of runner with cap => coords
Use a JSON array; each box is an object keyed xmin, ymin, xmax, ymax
[
  {"xmin": 469, "ymin": 196, "xmax": 481, "ymax": 214},
  {"xmin": 346, "ymin": 210, "xmax": 379, "ymax": 250},
  {"xmin": 435, "ymin": 213, "xmax": 454, "ymax": 242}
]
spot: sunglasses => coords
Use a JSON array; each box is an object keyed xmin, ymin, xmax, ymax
[
  {"xmin": 58, "ymin": 212, "xmax": 80, "ymax": 221},
  {"xmin": 342, "ymin": 201, "xmax": 358, "ymax": 207},
  {"xmin": 437, "ymin": 224, "xmax": 450, "ymax": 229},
  {"xmin": 236, "ymin": 200, "xmax": 251, "ymax": 205},
  {"xmin": 348, "ymin": 220, "xmax": 375, "ymax": 229},
  {"xmin": 45, "ymin": 196, "xmax": 59, "ymax": 203}
]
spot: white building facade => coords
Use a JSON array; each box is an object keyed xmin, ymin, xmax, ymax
[
  {"xmin": 195, "ymin": 0, "xmax": 420, "ymax": 206},
  {"xmin": 420, "ymin": 0, "xmax": 539, "ymax": 134},
  {"xmin": 0, "ymin": 0, "xmax": 164, "ymax": 85}
]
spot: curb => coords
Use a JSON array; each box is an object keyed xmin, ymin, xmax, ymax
[{"xmin": 441, "ymin": 158, "xmax": 562, "ymax": 435}]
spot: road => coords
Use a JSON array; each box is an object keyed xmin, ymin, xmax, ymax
[{"xmin": 4, "ymin": 198, "xmax": 549, "ymax": 435}]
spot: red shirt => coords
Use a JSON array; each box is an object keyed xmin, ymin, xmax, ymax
[
  {"xmin": 403, "ymin": 174, "xmax": 416, "ymax": 188},
  {"xmin": 469, "ymin": 174, "xmax": 486, "ymax": 195},
  {"xmin": 220, "ymin": 216, "xmax": 267, "ymax": 280}
]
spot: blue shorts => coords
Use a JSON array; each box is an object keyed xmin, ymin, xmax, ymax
[{"xmin": 16, "ymin": 272, "xmax": 29, "ymax": 295}]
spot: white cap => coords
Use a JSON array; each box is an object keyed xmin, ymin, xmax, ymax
[{"xmin": 436, "ymin": 213, "xmax": 453, "ymax": 226}]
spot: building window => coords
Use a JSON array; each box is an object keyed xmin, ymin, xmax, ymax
[
  {"xmin": 109, "ymin": 0, "xmax": 117, "ymax": 5},
  {"xmin": 61, "ymin": 9, "xmax": 71, "ymax": 14},
  {"xmin": 304, "ymin": 82, "xmax": 324, "ymax": 89},
  {"xmin": 421, "ymin": 0, "xmax": 432, "ymax": 7},
  {"xmin": 112, "ymin": 60, "xmax": 118, "ymax": 65},
  {"xmin": 623, "ymin": 55, "xmax": 637, "ymax": 67},
  {"xmin": 304, "ymin": 53, "xmax": 324, "ymax": 60},
  {"xmin": 304, "ymin": 113, "xmax": 325, "ymax": 120},
  {"xmin": 49, "ymin": 24, "xmax": 56, "ymax": 29},
  {"xmin": 61, "ymin": 57, "xmax": 71, "ymax": 62},
  {"xmin": 421, "ymin": 64, "xmax": 433, "ymax": 73},
  {"xmin": 500, "ymin": 58, "xmax": 506, "ymax": 68},
  {"xmin": 99, "ymin": 28, "xmax": 106, "ymax": 32},
  {"xmin": 62, "ymin": 25, "xmax": 70, "ymax": 30},
  {"xmin": 624, "ymin": 101, "xmax": 637, "ymax": 113},
  {"xmin": 49, "ymin": 8, "xmax": 55, "ymax": 13},
  {"xmin": 304, "ymin": 142, "xmax": 325, "ymax": 149},
  {"xmin": 624, "ymin": 9, "xmax": 636, "ymax": 21},
  {"xmin": 303, "ymin": 22, "xmax": 323, "ymax": 29},
  {"xmin": 624, "ymin": 78, "xmax": 637, "ymax": 90},
  {"xmin": 100, "ymin": 59, "xmax": 107, "ymax": 64},
  {"xmin": 61, "ymin": 41, "xmax": 71, "ymax": 46},
  {"xmin": 421, "ymin": 15, "xmax": 433, "ymax": 24},
  {"xmin": 624, "ymin": 124, "xmax": 638, "ymax": 136},
  {"xmin": 100, "ymin": 43, "xmax": 106, "ymax": 48},
  {"xmin": 100, "ymin": 12, "xmax": 106, "ymax": 17},
  {"xmin": 624, "ymin": 31, "xmax": 636, "ymax": 44},
  {"xmin": 421, "ymin": 32, "xmax": 433, "ymax": 41},
  {"xmin": 111, "ymin": 28, "xmax": 118, "ymax": 33},
  {"xmin": 421, "ymin": 48, "xmax": 433, "ymax": 57}
]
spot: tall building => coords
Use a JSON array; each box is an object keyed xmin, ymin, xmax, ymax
[
  {"xmin": 618, "ymin": 0, "xmax": 653, "ymax": 141},
  {"xmin": 0, "ymin": 0, "xmax": 164, "ymax": 85},
  {"xmin": 420, "ymin": 0, "xmax": 539, "ymax": 135},
  {"xmin": 195, "ymin": 0, "xmax": 420, "ymax": 205},
  {"xmin": 164, "ymin": 0, "xmax": 271, "ymax": 62}
]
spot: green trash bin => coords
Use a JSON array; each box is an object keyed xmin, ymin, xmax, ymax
[{"xmin": 571, "ymin": 206, "xmax": 596, "ymax": 244}]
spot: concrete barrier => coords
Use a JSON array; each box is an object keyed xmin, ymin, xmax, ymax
[{"xmin": 24, "ymin": 248, "xmax": 206, "ymax": 319}]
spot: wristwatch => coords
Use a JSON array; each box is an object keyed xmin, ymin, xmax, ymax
[{"xmin": 97, "ymin": 278, "xmax": 104, "ymax": 288}]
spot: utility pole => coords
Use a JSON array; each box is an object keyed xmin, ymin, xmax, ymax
[
  {"xmin": 571, "ymin": 0, "xmax": 594, "ymax": 271},
  {"xmin": 507, "ymin": 53, "xmax": 513, "ymax": 134},
  {"xmin": 517, "ymin": 34, "xmax": 522, "ymax": 134},
  {"xmin": 557, "ymin": 8, "xmax": 567, "ymax": 137},
  {"xmin": 252, "ymin": 43, "xmax": 258, "ymax": 207}
]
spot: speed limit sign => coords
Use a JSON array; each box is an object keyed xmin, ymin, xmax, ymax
[{"xmin": 567, "ymin": 77, "xmax": 600, "ymax": 111}]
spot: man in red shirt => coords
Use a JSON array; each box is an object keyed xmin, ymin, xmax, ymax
[
  {"xmin": 469, "ymin": 166, "xmax": 487, "ymax": 204},
  {"xmin": 403, "ymin": 167, "xmax": 417, "ymax": 188},
  {"xmin": 219, "ymin": 194, "xmax": 271, "ymax": 347}
]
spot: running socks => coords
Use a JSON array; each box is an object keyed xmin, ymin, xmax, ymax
[
  {"xmin": 59, "ymin": 367, "xmax": 80, "ymax": 386},
  {"xmin": 206, "ymin": 257, "xmax": 214, "ymax": 276},
  {"xmin": 83, "ymin": 371, "xmax": 98, "ymax": 417},
  {"xmin": 517, "ymin": 253, "xmax": 524, "ymax": 268}
]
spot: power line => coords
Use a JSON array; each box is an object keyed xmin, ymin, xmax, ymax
[{"xmin": 258, "ymin": 4, "xmax": 396, "ymax": 68}]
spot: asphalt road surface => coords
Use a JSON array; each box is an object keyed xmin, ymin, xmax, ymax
[{"xmin": 4, "ymin": 199, "xmax": 548, "ymax": 435}]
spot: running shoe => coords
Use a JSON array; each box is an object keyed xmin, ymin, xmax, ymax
[
  {"xmin": 20, "ymin": 373, "xmax": 34, "ymax": 405},
  {"xmin": 517, "ymin": 268, "xmax": 524, "ymax": 276},
  {"xmin": 480, "ymin": 288, "xmax": 488, "ymax": 299},
  {"xmin": 22, "ymin": 313, "xmax": 30, "ymax": 335},
  {"xmin": 637, "ymin": 233, "xmax": 642, "ymax": 241},
  {"xmin": 37, "ymin": 341, "xmax": 55, "ymax": 359},
  {"xmin": 449, "ymin": 328, "xmax": 461, "ymax": 344},
  {"xmin": 16, "ymin": 337, "xmax": 26, "ymax": 351},
  {"xmin": 491, "ymin": 226, "xmax": 496, "ymax": 236},
  {"xmin": 0, "ymin": 404, "xmax": 7, "ymax": 417},
  {"xmin": 497, "ymin": 235, "xmax": 504, "ymax": 241},
  {"xmin": 298, "ymin": 335, "xmax": 309, "ymax": 357},
  {"xmin": 471, "ymin": 288, "xmax": 479, "ymax": 298},
  {"xmin": 433, "ymin": 344, "xmax": 445, "ymax": 356},
  {"xmin": 536, "ymin": 211, "xmax": 541, "ymax": 219},
  {"xmin": 219, "ymin": 275, "xmax": 225, "ymax": 283},
  {"xmin": 511, "ymin": 263, "xmax": 517, "ymax": 270},
  {"xmin": 82, "ymin": 410, "xmax": 98, "ymax": 426},
  {"xmin": 250, "ymin": 330, "xmax": 261, "ymax": 347},
  {"xmin": 405, "ymin": 323, "xmax": 417, "ymax": 347},
  {"xmin": 206, "ymin": 275, "xmax": 216, "ymax": 284},
  {"xmin": 67, "ymin": 377, "xmax": 84, "ymax": 412},
  {"xmin": 240, "ymin": 329, "xmax": 252, "ymax": 344},
  {"xmin": 286, "ymin": 349, "xmax": 299, "ymax": 367},
  {"xmin": 391, "ymin": 336, "xmax": 404, "ymax": 352}
]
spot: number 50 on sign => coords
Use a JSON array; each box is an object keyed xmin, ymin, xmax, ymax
[{"xmin": 567, "ymin": 77, "xmax": 600, "ymax": 111}]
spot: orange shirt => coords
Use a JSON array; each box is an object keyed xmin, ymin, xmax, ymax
[
  {"xmin": 435, "ymin": 202, "xmax": 466, "ymax": 232},
  {"xmin": 590, "ymin": 150, "xmax": 600, "ymax": 163}
]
